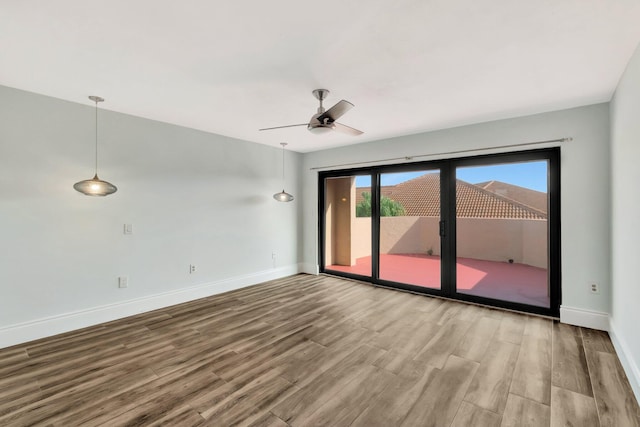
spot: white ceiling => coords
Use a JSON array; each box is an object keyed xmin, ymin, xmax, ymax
[{"xmin": 2, "ymin": 1, "xmax": 640, "ymax": 153}]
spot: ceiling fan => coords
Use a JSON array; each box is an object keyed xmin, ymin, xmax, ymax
[{"xmin": 259, "ymin": 89, "xmax": 363, "ymax": 136}]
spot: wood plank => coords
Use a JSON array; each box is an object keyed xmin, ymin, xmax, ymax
[
  {"xmin": 427, "ymin": 299, "xmax": 463, "ymax": 326},
  {"xmin": 501, "ymin": 393, "xmax": 550, "ymax": 427},
  {"xmin": 0, "ymin": 347, "xmax": 29, "ymax": 366},
  {"xmin": 245, "ymin": 412, "xmax": 289, "ymax": 427},
  {"xmin": 0, "ymin": 380, "xmax": 41, "ymax": 417},
  {"xmin": 400, "ymin": 355, "xmax": 479, "ymax": 427},
  {"xmin": 351, "ymin": 360, "xmax": 438, "ymax": 427},
  {"xmin": 198, "ymin": 369, "xmax": 294, "ymax": 426},
  {"xmin": 451, "ymin": 401, "xmax": 502, "ymax": 427},
  {"xmin": 372, "ymin": 319, "xmax": 438, "ymax": 374},
  {"xmin": 413, "ymin": 319, "xmax": 472, "ymax": 369},
  {"xmin": 552, "ymin": 321, "xmax": 593, "ymax": 396},
  {"xmin": 279, "ymin": 327, "xmax": 371, "ymax": 387},
  {"xmin": 523, "ymin": 316, "xmax": 552, "ymax": 341},
  {"xmin": 464, "ymin": 339, "xmax": 520, "ymax": 413},
  {"xmin": 213, "ymin": 328, "xmax": 312, "ymax": 382},
  {"xmin": 299, "ymin": 365, "xmax": 396, "ymax": 426},
  {"xmin": 77, "ymin": 364, "xmax": 222, "ymax": 426},
  {"xmin": 586, "ymin": 349, "xmax": 640, "ymax": 427},
  {"xmin": 581, "ymin": 327, "xmax": 615, "ymax": 353},
  {"xmin": 550, "ymin": 386, "xmax": 599, "ymax": 427},
  {"xmin": 0, "ymin": 365, "xmax": 158, "ymax": 426},
  {"xmin": 509, "ymin": 317, "xmax": 552, "ymax": 405},
  {"xmin": 453, "ymin": 316, "xmax": 500, "ymax": 362},
  {"xmin": 146, "ymin": 405, "xmax": 205, "ymax": 426},
  {"xmin": 271, "ymin": 344, "xmax": 386, "ymax": 424},
  {"xmin": 305, "ymin": 317, "xmax": 363, "ymax": 347},
  {"xmin": 496, "ymin": 311, "xmax": 526, "ymax": 344}
]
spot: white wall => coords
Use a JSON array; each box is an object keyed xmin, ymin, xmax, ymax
[
  {"xmin": 302, "ymin": 104, "xmax": 611, "ymax": 317},
  {"xmin": 0, "ymin": 86, "xmax": 302, "ymax": 347},
  {"xmin": 610, "ymin": 42, "xmax": 640, "ymax": 399}
]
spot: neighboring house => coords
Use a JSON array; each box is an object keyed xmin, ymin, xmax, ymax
[{"xmin": 356, "ymin": 173, "xmax": 547, "ymax": 220}]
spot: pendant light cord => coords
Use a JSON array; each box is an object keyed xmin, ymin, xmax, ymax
[
  {"xmin": 94, "ymin": 99, "xmax": 99, "ymax": 175},
  {"xmin": 280, "ymin": 142, "xmax": 287, "ymax": 187}
]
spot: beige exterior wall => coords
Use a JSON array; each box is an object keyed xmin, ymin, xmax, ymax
[
  {"xmin": 325, "ymin": 177, "xmax": 357, "ymax": 266},
  {"xmin": 456, "ymin": 218, "xmax": 547, "ymax": 269},
  {"xmin": 381, "ymin": 216, "xmax": 441, "ymax": 256},
  {"xmin": 522, "ymin": 220, "xmax": 549, "ymax": 269},
  {"xmin": 353, "ymin": 217, "xmax": 372, "ymax": 260},
  {"xmin": 352, "ymin": 216, "xmax": 547, "ymax": 269}
]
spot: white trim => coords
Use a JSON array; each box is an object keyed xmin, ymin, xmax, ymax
[
  {"xmin": 609, "ymin": 319, "xmax": 640, "ymax": 403},
  {"xmin": 559, "ymin": 305, "xmax": 609, "ymax": 331},
  {"xmin": 300, "ymin": 262, "xmax": 319, "ymax": 275},
  {"xmin": 0, "ymin": 264, "xmax": 300, "ymax": 349}
]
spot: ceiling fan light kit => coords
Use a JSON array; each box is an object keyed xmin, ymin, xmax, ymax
[
  {"xmin": 73, "ymin": 96, "xmax": 118, "ymax": 196},
  {"xmin": 260, "ymin": 89, "xmax": 363, "ymax": 136}
]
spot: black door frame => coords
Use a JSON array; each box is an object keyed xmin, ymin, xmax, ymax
[{"xmin": 318, "ymin": 148, "xmax": 561, "ymax": 317}]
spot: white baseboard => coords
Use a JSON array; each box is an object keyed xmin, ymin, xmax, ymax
[
  {"xmin": 0, "ymin": 264, "xmax": 300, "ymax": 349},
  {"xmin": 300, "ymin": 262, "xmax": 319, "ymax": 275},
  {"xmin": 609, "ymin": 319, "xmax": 640, "ymax": 403},
  {"xmin": 559, "ymin": 305, "xmax": 609, "ymax": 331}
]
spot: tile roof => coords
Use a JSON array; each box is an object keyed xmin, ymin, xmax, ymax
[
  {"xmin": 476, "ymin": 180, "xmax": 547, "ymax": 213},
  {"xmin": 355, "ymin": 173, "xmax": 547, "ymax": 219}
]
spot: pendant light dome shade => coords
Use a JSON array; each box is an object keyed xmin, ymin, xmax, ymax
[
  {"xmin": 73, "ymin": 174, "xmax": 117, "ymax": 196},
  {"xmin": 273, "ymin": 190, "xmax": 294, "ymax": 202},
  {"xmin": 74, "ymin": 96, "xmax": 117, "ymax": 196},
  {"xmin": 273, "ymin": 142, "xmax": 293, "ymax": 202}
]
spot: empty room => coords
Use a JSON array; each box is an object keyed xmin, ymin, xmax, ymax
[{"xmin": 1, "ymin": 1, "xmax": 640, "ymax": 426}]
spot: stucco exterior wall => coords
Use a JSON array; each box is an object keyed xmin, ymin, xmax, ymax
[{"xmin": 351, "ymin": 216, "xmax": 547, "ymax": 269}]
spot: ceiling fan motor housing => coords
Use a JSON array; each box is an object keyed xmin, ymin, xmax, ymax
[{"xmin": 308, "ymin": 112, "xmax": 335, "ymax": 133}]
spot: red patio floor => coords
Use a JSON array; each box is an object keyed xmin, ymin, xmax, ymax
[{"xmin": 327, "ymin": 254, "xmax": 549, "ymax": 308}]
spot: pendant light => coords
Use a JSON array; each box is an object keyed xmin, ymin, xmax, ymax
[
  {"xmin": 273, "ymin": 142, "xmax": 294, "ymax": 202},
  {"xmin": 73, "ymin": 96, "xmax": 118, "ymax": 196}
]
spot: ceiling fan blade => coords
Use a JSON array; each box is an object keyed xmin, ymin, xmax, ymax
[
  {"xmin": 259, "ymin": 123, "xmax": 308, "ymax": 131},
  {"xmin": 317, "ymin": 100, "xmax": 354, "ymax": 123},
  {"xmin": 333, "ymin": 122, "xmax": 363, "ymax": 136}
]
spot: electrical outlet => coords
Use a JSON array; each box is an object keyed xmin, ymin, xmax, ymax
[
  {"xmin": 590, "ymin": 283, "xmax": 600, "ymax": 294},
  {"xmin": 118, "ymin": 276, "xmax": 128, "ymax": 288},
  {"xmin": 190, "ymin": 264, "xmax": 196, "ymax": 274},
  {"xmin": 272, "ymin": 252, "xmax": 276, "ymax": 259}
]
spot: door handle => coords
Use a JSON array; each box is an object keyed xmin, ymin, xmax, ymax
[{"xmin": 439, "ymin": 220, "xmax": 446, "ymax": 237}]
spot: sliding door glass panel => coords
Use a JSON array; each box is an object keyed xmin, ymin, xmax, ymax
[
  {"xmin": 378, "ymin": 170, "xmax": 441, "ymax": 289},
  {"xmin": 324, "ymin": 175, "xmax": 372, "ymax": 277},
  {"xmin": 455, "ymin": 161, "xmax": 549, "ymax": 308}
]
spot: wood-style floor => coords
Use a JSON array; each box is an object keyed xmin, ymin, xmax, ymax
[{"xmin": 1, "ymin": 274, "xmax": 639, "ymax": 426}]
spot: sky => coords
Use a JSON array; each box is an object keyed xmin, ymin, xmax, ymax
[{"xmin": 355, "ymin": 160, "xmax": 548, "ymax": 192}]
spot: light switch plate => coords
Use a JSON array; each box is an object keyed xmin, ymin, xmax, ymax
[{"xmin": 118, "ymin": 276, "xmax": 128, "ymax": 288}]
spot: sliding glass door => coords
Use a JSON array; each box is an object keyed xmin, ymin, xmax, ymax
[
  {"xmin": 319, "ymin": 148, "xmax": 560, "ymax": 317},
  {"xmin": 378, "ymin": 170, "xmax": 442, "ymax": 290},
  {"xmin": 455, "ymin": 160, "xmax": 551, "ymax": 308}
]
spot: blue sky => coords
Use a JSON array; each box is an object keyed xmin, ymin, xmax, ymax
[{"xmin": 355, "ymin": 160, "xmax": 548, "ymax": 192}]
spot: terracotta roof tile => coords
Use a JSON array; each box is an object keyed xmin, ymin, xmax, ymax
[
  {"xmin": 355, "ymin": 173, "xmax": 547, "ymax": 219},
  {"xmin": 476, "ymin": 180, "xmax": 547, "ymax": 213}
]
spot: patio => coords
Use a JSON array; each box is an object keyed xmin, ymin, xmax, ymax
[{"xmin": 326, "ymin": 253, "xmax": 549, "ymax": 308}]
